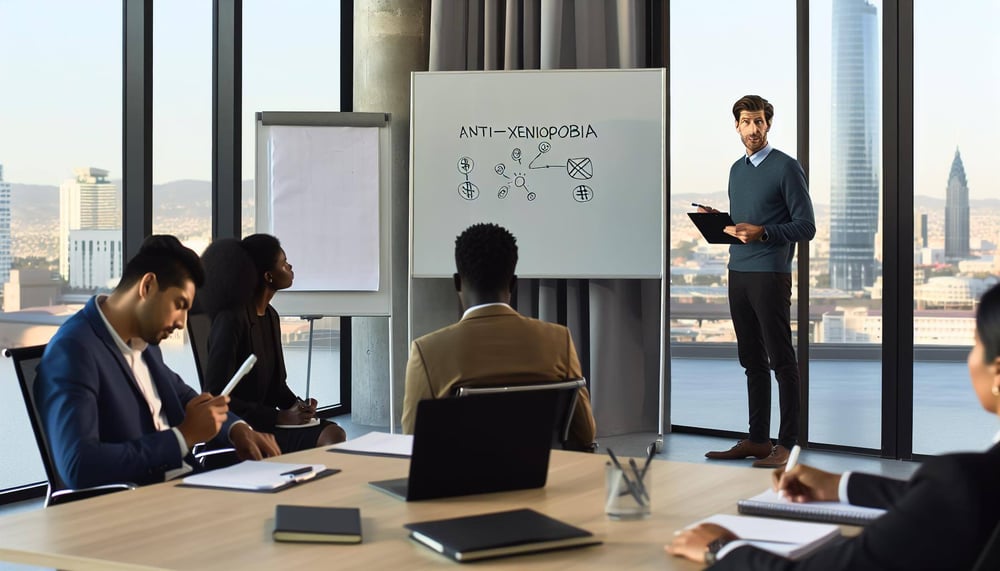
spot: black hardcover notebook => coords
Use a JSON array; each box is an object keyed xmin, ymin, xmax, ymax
[
  {"xmin": 687, "ymin": 212, "xmax": 742, "ymax": 244},
  {"xmin": 273, "ymin": 505, "xmax": 362, "ymax": 544},
  {"xmin": 404, "ymin": 508, "xmax": 600, "ymax": 562}
]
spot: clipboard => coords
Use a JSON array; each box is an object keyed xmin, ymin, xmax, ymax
[{"xmin": 687, "ymin": 212, "xmax": 742, "ymax": 244}]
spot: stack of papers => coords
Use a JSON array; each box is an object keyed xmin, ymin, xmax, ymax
[{"xmin": 698, "ymin": 514, "xmax": 841, "ymax": 560}]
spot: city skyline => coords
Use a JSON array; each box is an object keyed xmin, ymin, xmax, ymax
[{"xmin": 0, "ymin": 1, "xmax": 994, "ymax": 206}]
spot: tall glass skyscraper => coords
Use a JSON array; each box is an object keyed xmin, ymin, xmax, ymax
[
  {"xmin": 944, "ymin": 148, "xmax": 970, "ymax": 260},
  {"xmin": 829, "ymin": 0, "xmax": 880, "ymax": 292},
  {"xmin": 59, "ymin": 167, "xmax": 120, "ymax": 282}
]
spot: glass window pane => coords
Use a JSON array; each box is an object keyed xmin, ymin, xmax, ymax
[
  {"xmin": 0, "ymin": 1, "xmax": 122, "ymax": 491},
  {"xmin": 153, "ymin": 0, "xmax": 213, "ymax": 380},
  {"xmin": 243, "ymin": 1, "xmax": 343, "ymax": 408},
  {"xmin": 912, "ymin": 0, "xmax": 1000, "ymax": 454},
  {"xmin": 807, "ymin": 0, "xmax": 883, "ymax": 449},
  {"xmin": 669, "ymin": 0, "xmax": 797, "ymax": 434}
]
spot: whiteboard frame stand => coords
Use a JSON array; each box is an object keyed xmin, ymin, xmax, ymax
[{"xmin": 255, "ymin": 111, "xmax": 393, "ymax": 414}]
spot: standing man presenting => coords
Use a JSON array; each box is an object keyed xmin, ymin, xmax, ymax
[{"xmin": 704, "ymin": 95, "xmax": 816, "ymax": 468}]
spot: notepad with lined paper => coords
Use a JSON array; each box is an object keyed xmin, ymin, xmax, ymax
[{"xmin": 738, "ymin": 488, "xmax": 887, "ymax": 526}]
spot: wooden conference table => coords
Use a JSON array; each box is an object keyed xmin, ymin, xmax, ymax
[{"xmin": 0, "ymin": 447, "xmax": 786, "ymax": 570}]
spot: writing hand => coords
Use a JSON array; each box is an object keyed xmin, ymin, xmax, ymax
[
  {"xmin": 665, "ymin": 523, "xmax": 738, "ymax": 564},
  {"xmin": 230, "ymin": 423, "xmax": 281, "ymax": 460},
  {"xmin": 773, "ymin": 463, "xmax": 843, "ymax": 503},
  {"xmin": 277, "ymin": 402, "xmax": 315, "ymax": 425},
  {"xmin": 723, "ymin": 222, "xmax": 764, "ymax": 243},
  {"xmin": 697, "ymin": 206, "xmax": 720, "ymax": 214},
  {"xmin": 178, "ymin": 393, "xmax": 229, "ymax": 448}
]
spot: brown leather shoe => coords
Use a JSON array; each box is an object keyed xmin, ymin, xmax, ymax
[
  {"xmin": 752, "ymin": 445, "xmax": 791, "ymax": 468},
  {"xmin": 705, "ymin": 439, "xmax": 773, "ymax": 460}
]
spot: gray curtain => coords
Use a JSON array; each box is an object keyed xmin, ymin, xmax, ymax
[{"xmin": 419, "ymin": 0, "xmax": 661, "ymax": 436}]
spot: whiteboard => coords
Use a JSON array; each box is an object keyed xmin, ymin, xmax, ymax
[
  {"xmin": 410, "ymin": 69, "xmax": 665, "ymax": 279},
  {"xmin": 255, "ymin": 112, "xmax": 392, "ymax": 316}
]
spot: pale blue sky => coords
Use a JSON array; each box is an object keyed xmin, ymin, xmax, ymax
[{"xmin": 1, "ymin": 0, "xmax": 996, "ymax": 203}]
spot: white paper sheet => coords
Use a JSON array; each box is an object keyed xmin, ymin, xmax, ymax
[
  {"xmin": 269, "ymin": 125, "xmax": 380, "ymax": 291},
  {"xmin": 328, "ymin": 431, "xmax": 413, "ymax": 457}
]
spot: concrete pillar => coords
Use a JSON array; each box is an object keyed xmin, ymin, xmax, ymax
[{"xmin": 351, "ymin": 1, "xmax": 430, "ymax": 427}]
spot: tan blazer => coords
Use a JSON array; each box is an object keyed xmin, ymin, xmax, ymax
[{"xmin": 401, "ymin": 304, "xmax": 597, "ymax": 449}]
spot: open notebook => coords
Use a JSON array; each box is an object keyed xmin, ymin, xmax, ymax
[
  {"xmin": 698, "ymin": 514, "xmax": 841, "ymax": 560},
  {"xmin": 738, "ymin": 488, "xmax": 887, "ymax": 526}
]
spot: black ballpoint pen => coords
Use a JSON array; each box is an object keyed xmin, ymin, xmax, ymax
[{"xmin": 280, "ymin": 466, "xmax": 313, "ymax": 477}]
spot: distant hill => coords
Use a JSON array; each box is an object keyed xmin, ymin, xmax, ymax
[{"xmin": 10, "ymin": 179, "xmax": 255, "ymax": 229}]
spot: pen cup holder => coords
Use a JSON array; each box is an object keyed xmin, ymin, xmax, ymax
[{"xmin": 604, "ymin": 459, "xmax": 652, "ymax": 520}]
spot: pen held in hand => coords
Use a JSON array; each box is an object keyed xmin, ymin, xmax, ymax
[{"xmin": 221, "ymin": 354, "xmax": 257, "ymax": 397}]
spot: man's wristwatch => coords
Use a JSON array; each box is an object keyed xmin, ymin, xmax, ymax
[
  {"xmin": 704, "ymin": 537, "xmax": 730, "ymax": 566},
  {"xmin": 760, "ymin": 228, "xmax": 770, "ymax": 242}
]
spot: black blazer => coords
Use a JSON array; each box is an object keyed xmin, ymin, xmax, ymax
[
  {"xmin": 205, "ymin": 304, "xmax": 298, "ymax": 431},
  {"xmin": 712, "ymin": 443, "xmax": 1000, "ymax": 570}
]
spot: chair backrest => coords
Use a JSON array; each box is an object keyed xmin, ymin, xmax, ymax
[
  {"xmin": 455, "ymin": 378, "xmax": 587, "ymax": 450},
  {"xmin": 186, "ymin": 311, "xmax": 213, "ymax": 391},
  {"xmin": 972, "ymin": 519, "xmax": 1000, "ymax": 571},
  {"xmin": 3, "ymin": 344, "xmax": 68, "ymax": 494}
]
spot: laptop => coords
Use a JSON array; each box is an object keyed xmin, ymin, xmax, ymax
[{"xmin": 369, "ymin": 390, "xmax": 559, "ymax": 501}]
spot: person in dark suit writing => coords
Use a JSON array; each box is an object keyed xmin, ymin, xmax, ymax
[
  {"xmin": 35, "ymin": 235, "xmax": 280, "ymax": 489},
  {"xmin": 667, "ymin": 282, "xmax": 1000, "ymax": 569}
]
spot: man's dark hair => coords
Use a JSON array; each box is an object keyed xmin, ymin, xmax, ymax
[
  {"xmin": 976, "ymin": 283, "xmax": 1000, "ymax": 364},
  {"xmin": 454, "ymin": 223, "xmax": 518, "ymax": 292},
  {"xmin": 115, "ymin": 235, "xmax": 205, "ymax": 292},
  {"xmin": 732, "ymin": 95, "xmax": 774, "ymax": 126}
]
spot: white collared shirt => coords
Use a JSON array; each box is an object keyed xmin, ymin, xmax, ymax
[
  {"xmin": 95, "ymin": 295, "xmax": 192, "ymax": 480},
  {"xmin": 746, "ymin": 143, "xmax": 774, "ymax": 167},
  {"xmin": 461, "ymin": 302, "xmax": 512, "ymax": 320}
]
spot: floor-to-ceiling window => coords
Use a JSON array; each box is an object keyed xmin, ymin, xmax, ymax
[
  {"xmin": 807, "ymin": 0, "xmax": 883, "ymax": 450},
  {"xmin": 152, "ymin": 0, "xmax": 213, "ymax": 388},
  {"xmin": 0, "ymin": 1, "xmax": 122, "ymax": 493},
  {"xmin": 242, "ymin": 0, "xmax": 344, "ymax": 408},
  {"xmin": 911, "ymin": 0, "xmax": 1000, "ymax": 454},
  {"xmin": 669, "ymin": 0, "xmax": 797, "ymax": 435}
]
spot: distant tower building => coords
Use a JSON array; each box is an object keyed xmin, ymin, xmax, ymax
[
  {"xmin": 59, "ymin": 167, "xmax": 120, "ymax": 283},
  {"xmin": 0, "ymin": 164, "xmax": 12, "ymax": 285},
  {"xmin": 915, "ymin": 212, "xmax": 928, "ymax": 249},
  {"xmin": 829, "ymin": 0, "xmax": 880, "ymax": 291},
  {"xmin": 67, "ymin": 229, "xmax": 122, "ymax": 290},
  {"xmin": 944, "ymin": 148, "xmax": 970, "ymax": 260}
]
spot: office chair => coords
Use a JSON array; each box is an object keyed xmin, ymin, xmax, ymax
[
  {"xmin": 186, "ymin": 310, "xmax": 213, "ymax": 391},
  {"xmin": 5, "ymin": 345, "xmax": 136, "ymax": 507},
  {"xmin": 455, "ymin": 378, "xmax": 595, "ymax": 452}
]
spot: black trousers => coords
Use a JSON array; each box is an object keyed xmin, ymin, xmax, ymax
[{"xmin": 728, "ymin": 270, "xmax": 799, "ymax": 449}]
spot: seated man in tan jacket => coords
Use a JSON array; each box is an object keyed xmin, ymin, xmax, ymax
[{"xmin": 401, "ymin": 223, "xmax": 597, "ymax": 450}]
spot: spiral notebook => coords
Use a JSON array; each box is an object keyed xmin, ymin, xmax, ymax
[{"xmin": 737, "ymin": 489, "xmax": 887, "ymax": 526}]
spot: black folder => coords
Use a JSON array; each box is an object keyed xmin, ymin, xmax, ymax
[{"xmin": 687, "ymin": 212, "xmax": 742, "ymax": 244}]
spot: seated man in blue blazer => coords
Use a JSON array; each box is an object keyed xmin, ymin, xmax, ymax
[{"xmin": 35, "ymin": 235, "xmax": 281, "ymax": 489}]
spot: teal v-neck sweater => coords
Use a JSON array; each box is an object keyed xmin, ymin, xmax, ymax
[{"xmin": 727, "ymin": 148, "xmax": 815, "ymax": 273}]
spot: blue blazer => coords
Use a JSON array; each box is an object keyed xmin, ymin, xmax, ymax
[{"xmin": 35, "ymin": 297, "xmax": 238, "ymax": 488}]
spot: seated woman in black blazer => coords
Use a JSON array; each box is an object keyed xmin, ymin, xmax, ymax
[
  {"xmin": 200, "ymin": 234, "xmax": 346, "ymax": 452},
  {"xmin": 667, "ymin": 283, "xmax": 1000, "ymax": 570}
]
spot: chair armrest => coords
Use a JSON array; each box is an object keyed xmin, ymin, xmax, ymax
[{"xmin": 48, "ymin": 483, "xmax": 137, "ymax": 507}]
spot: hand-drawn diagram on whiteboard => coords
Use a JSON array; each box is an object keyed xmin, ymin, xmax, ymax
[{"xmin": 456, "ymin": 141, "xmax": 596, "ymax": 204}]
